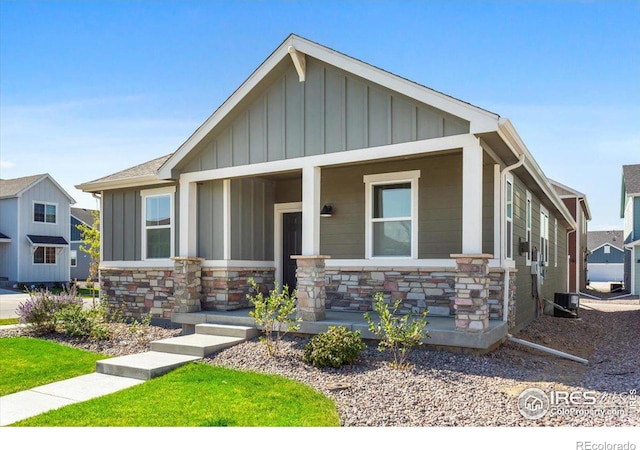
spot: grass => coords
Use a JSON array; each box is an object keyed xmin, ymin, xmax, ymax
[
  {"xmin": 0, "ymin": 337, "xmax": 107, "ymax": 396},
  {"xmin": 14, "ymin": 362, "xmax": 340, "ymax": 426},
  {"xmin": 0, "ymin": 318, "xmax": 19, "ymax": 326}
]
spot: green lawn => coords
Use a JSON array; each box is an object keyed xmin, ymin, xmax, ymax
[
  {"xmin": 0, "ymin": 318, "xmax": 19, "ymax": 326},
  {"xmin": 0, "ymin": 337, "xmax": 107, "ymax": 396},
  {"xmin": 14, "ymin": 362, "xmax": 340, "ymax": 427}
]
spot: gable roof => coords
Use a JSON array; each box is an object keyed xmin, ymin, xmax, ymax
[
  {"xmin": 156, "ymin": 33, "xmax": 501, "ymax": 180},
  {"xmin": 549, "ymin": 179, "xmax": 592, "ymax": 220},
  {"xmin": 622, "ymin": 164, "xmax": 640, "ymax": 196},
  {"xmin": 71, "ymin": 207, "xmax": 98, "ymax": 227},
  {"xmin": 0, "ymin": 173, "xmax": 75, "ymax": 203},
  {"xmin": 587, "ymin": 230, "xmax": 624, "ymax": 252},
  {"xmin": 76, "ymin": 154, "xmax": 173, "ymax": 192}
]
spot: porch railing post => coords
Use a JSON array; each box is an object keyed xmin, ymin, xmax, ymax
[
  {"xmin": 293, "ymin": 255, "xmax": 329, "ymax": 321},
  {"xmin": 451, "ymin": 253, "xmax": 493, "ymax": 332}
]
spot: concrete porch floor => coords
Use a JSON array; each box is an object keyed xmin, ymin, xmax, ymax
[{"xmin": 172, "ymin": 309, "xmax": 508, "ymax": 352}]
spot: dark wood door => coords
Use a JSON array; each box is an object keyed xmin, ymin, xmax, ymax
[{"xmin": 282, "ymin": 212, "xmax": 302, "ymax": 291}]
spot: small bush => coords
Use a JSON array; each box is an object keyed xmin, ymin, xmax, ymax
[
  {"xmin": 247, "ymin": 278, "xmax": 300, "ymax": 357},
  {"xmin": 56, "ymin": 301, "xmax": 110, "ymax": 339},
  {"xmin": 302, "ymin": 326, "xmax": 365, "ymax": 368},
  {"xmin": 364, "ymin": 292, "xmax": 429, "ymax": 369},
  {"xmin": 17, "ymin": 288, "xmax": 82, "ymax": 334}
]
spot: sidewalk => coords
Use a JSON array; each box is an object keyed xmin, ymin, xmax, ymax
[{"xmin": 0, "ymin": 373, "xmax": 144, "ymax": 426}]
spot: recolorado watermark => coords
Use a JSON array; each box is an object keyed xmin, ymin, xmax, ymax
[
  {"xmin": 575, "ymin": 442, "xmax": 636, "ymax": 450},
  {"xmin": 517, "ymin": 387, "xmax": 637, "ymax": 420}
]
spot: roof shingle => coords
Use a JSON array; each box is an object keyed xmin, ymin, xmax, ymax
[
  {"xmin": 623, "ymin": 164, "xmax": 640, "ymax": 195},
  {"xmin": 587, "ymin": 230, "xmax": 624, "ymax": 251},
  {"xmin": 82, "ymin": 154, "xmax": 173, "ymax": 185},
  {"xmin": 0, "ymin": 174, "xmax": 46, "ymax": 198}
]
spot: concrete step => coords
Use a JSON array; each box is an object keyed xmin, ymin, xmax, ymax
[
  {"xmin": 195, "ymin": 323, "xmax": 259, "ymax": 339},
  {"xmin": 96, "ymin": 352, "xmax": 201, "ymax": 380},
  {"xmin": 150, "ymin": 334, "xmax": 244, "ymax": 357}
]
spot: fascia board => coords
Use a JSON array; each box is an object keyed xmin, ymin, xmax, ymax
[
  {"xmin": 76, "ymin": 176, "xmax": 174, "ymax": 193},
  {"xmin": 590, "ymin": 242, "xmax": 624, "ymax": 253}
]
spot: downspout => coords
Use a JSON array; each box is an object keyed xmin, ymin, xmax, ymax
[
  {"xmin": 500, "ymin": 153, "xmax": 526, "ymax": 322},
  {"xmin": 566, "ymin": 228, "xmax": 575, "ymax": 293}
]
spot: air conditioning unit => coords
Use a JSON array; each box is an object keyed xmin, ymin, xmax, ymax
[{"xmin": 554, "ymin": 292, "xmax": 579, "ymax": 318}]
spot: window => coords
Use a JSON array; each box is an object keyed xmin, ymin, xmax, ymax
[
  {"xmin": 505, "ymin": 176, "xmax": 514, "ymax": 260},
  {"xmin": 554, "ymin": 218, "xmax": 558, "ymax": 267},
  {"xmin": 540, "ymin": 206, "xmax": 549, "ymax": 266},
  {"xmin": 525, "ymin": 190, "xmax": 532, "ymax": 266},
  {"xmin": 70, "ymin": 250, "xmax": 77, "ymax": 267},
  {"xmin": 364, "ymin": 171, "xmax": 420, "ymax": 258},
  {"xmin": 604, "ymin": 245, "xmax": 611, "ymax": 254},
  {"xmin": 34, "ymin": 202, "xmax": 56, "ymax": 224},
  {"xmin": 141, "ymin": 186, "xmax": 175, "ymax": 260},
  {"xmin": 34, "ymin": 246, "xmax": 56, "ymax": 264}
]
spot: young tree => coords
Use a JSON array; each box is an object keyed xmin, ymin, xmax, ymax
[{"xmin": 76, "ymin": 210, "xmax": 100, "ymax": 302}]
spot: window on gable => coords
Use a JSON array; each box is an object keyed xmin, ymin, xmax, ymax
[
  {"xmin": 604, "ymin": 245, "xmax": 611, "ymax": 254},
  {"xmin": 364, "ymin": 171, "xmax": 419, "ymax": 258},
  {"xmin": 141, "ymin": 187, "xmax": 175, "ymax": 260},
  {"xmin": 34, "ymin": 202, "xmax": 56, "ymax": 224},
  {"xmin": 34, "ymin": 246, "xmax": 56, "ymax": 264}
]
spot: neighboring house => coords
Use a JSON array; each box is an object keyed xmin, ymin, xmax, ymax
[
  {"xmin": 586, "ymin": 230, "xmax": 624, "ymax": 283},
  {"xmin": 621, "ymin": 164, "xmax": 640, "ymax": 295},
  {"xmin": 78, "ymin": 34, "xmax": 576, "ymax": 348},
  {"xmin": 0, "ymin": 174, "xmax": 74, "ymax": 285},
  {"xmin": 70, "ymin": 207, "xmax": 99, "ymax": 282},
  {"xmin": 550, "ymin": 180, "xmax": 591, "ymax": 293}
]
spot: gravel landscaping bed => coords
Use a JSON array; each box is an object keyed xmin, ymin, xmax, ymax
[{"xmin": 2, "ymin": 301, "xmax": 638, "ymax": 427}]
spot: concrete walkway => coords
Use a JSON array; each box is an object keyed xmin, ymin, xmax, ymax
[{"xmin": 0, "ymin": 323, "xmax": 256, "ymax": 426}]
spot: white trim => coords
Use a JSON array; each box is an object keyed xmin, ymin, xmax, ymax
[
  {"xmin": 540, "ymin": 204, "xmax": 550, "ymax": 266},
  {"xmin": 32, "ymin": 200, "xmax": 58, "ymax": 225},
  {"xmin": 274, "ymin": 202, "xmax": 303, "ymax": 285},
  {"xmin": 554, "ymin": 218, "xmax": 558, "ymax": 268},
  {"xmin": 179, "ymin": 180, "xmax": 197, "ymax": 257},
  {"xmin": 223, "ymin": 179, "xmax": 231, "ymax": 260},
  {"xmin": 462, "ymin": 143, "xmax": 483, "ymax": 254},
  {"xmin": 364, "ymin": 170, "xmax": 420, "ymax": 259},
  {"xmin": 180, "ymin": 134, "xmax": 476, "ymax": 183},
  {"xmin": 325, "ymin": 258, "xmax": 511, "ymax": 269},
  {"xmin": 0, "ymin": 238, "xmax": 11, "ymax": 243},
  {"xmin": 201, "ymin": 260, "xmax": 276, "ymax": 269},
  {"xmin": 525, "ymin": 190, "xmax": 532, "ymax": 266},
  {"xmin": 493, "ymin": 164, "xmax": 501, "ymax": 259},
  {"xmin": 32, "ymin": 246, "xmax": 58, "ymax": 265},
  {"xmin": 77, "ymin": 176, "xmax": 174, "ymax": 194},
  {"xmin": 505, "ymin": 173, "xmax": 514, "ymax": 260},
  {"xmin": 100, "ymin": 260, "xmax": 174, "ymax": 269},
  {"xmin": 2, "ymin": 173, "xmax": 76, "ymax": 203},
  {"xmin": 70, "ymin": 250, "xmax": 78, "ymax": 267},
  {"xmin": 590, "ymin": 242, "xmax": 624, "ymax": 254},
  {"xmin": 302, "ymin": 167, "xmax": 321, "ymax": 255},
  {"xmin": 632, "ymin": 245, "xmax": 637, "ymax": 295},
  {"xmin": 99, "ymin": 192, "xmax": 104, "ymax": 263},
  {"xmin": 140, "ymin": 186, "xmax": 176, "ymax": 261}
]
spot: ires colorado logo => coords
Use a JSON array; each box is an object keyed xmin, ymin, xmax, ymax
[{"xmin": 517, "ymin": 388, "xmax": 599, "ymax": 419}]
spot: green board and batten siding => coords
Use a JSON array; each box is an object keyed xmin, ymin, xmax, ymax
[
  {"xmin": 177, "ymin": 56, "xmax": 470, "ymax": 173},
  {"xmin": 102, "ymin": 185, "xmax": 180, "ymax": 261}
]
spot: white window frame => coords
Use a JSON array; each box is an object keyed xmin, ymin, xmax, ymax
[
  {"xmin": 33, "ymin": 246, "xmax": 57, "ymax": 265},
  {"xmin": 141, "ymin": 186, "xmax": 176, "ymax": 261},
  {"xmin": 364, "ymin": 170, "xmax": 420, "ymax": 259},
  {"xmin": 604, "ymin": 245, "xmax": 611, "ymax": 254},
  {"xmin": 505, "ymin": 174, "xmax": 514, "ymax": 260},
  {"xmin": 554, "ymin": 218, "xmax": 558, "ymax": 268},
  {"xmin": 540, "ymin": 205, "xmax": 550, "ymax": 266},
  {"xmin": 525, "ymin": 190, "xmax": 532, "ymax": 266},
  {"xmin": 33, "ymin": 201, "xmax": 57, "ymax": 224},
  {"xmin": 70, "ymin": 250, "xmax": 77, "ymax": 267}
]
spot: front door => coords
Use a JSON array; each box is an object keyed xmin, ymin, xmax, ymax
[{"xmin": 282, "ymin": 212, "xmax": 302, "ymax": 291}]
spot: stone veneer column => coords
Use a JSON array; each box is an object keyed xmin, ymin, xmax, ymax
[
  {"xmin": 451, "ymin": 253, "xmax": 493, "ymax": 332},
  {"xmin": 292, "ymin": 255, "xmax": 329, "ymax": 321},
  {"xmin": 172, "ymin": 257, "xmax": 204, "ymax": 313}
]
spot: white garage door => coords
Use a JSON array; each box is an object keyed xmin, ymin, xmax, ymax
[{"xmin": 587, "ymin": 263, "xmax": 624, "ymax": 282}]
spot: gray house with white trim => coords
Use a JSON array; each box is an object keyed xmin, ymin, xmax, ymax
[
  {"xmin": 78, "ymin": 35, "xmax": 576, "ymax": 347},
  {"xmin": 621, "ymin": 164, "xmax": 640, "ymax": 295},
  {"xmin": 70, "ymin": 207, "xmax": 99, "ymax": 282},
  {"xmin": 0, "ymin": 174, "xmax": 74, "ymax": 285},
  {"xmin": 586, "ymin": 230, "xmax": 624, "ymax": 283}
]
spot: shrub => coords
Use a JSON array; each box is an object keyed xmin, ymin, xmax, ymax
[
  {"xmin": 56, "ymin": 300, "xmax": 110, "ymax": 339},
  {"xmin": 364, "ymin": 292, "xmax": 429, "ymax": 369},
  {"xmin": 302, "ymin": 326, "xmax": 365, "ymax": 368},
  {"xmin": 17, "ymin": 287, "xmax": 82, "ymax": 334},
  {"xmin": 247, "ymin": 278, "xmax": 300, "ymax": 357}
]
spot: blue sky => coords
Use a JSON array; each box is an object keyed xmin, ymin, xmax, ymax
[{"xmin": 1, "ymin": 0, "xmax": 638, "ymax": 230}]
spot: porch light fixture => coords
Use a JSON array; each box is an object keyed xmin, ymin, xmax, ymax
[{"xmin": 320, "ymin": 204, "xmax": 334, "ymax": 217}]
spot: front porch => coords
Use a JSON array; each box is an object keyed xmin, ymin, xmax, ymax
[{"xmin": 172, "ymin": 308, "xmax": 508, "ymax": 353}]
